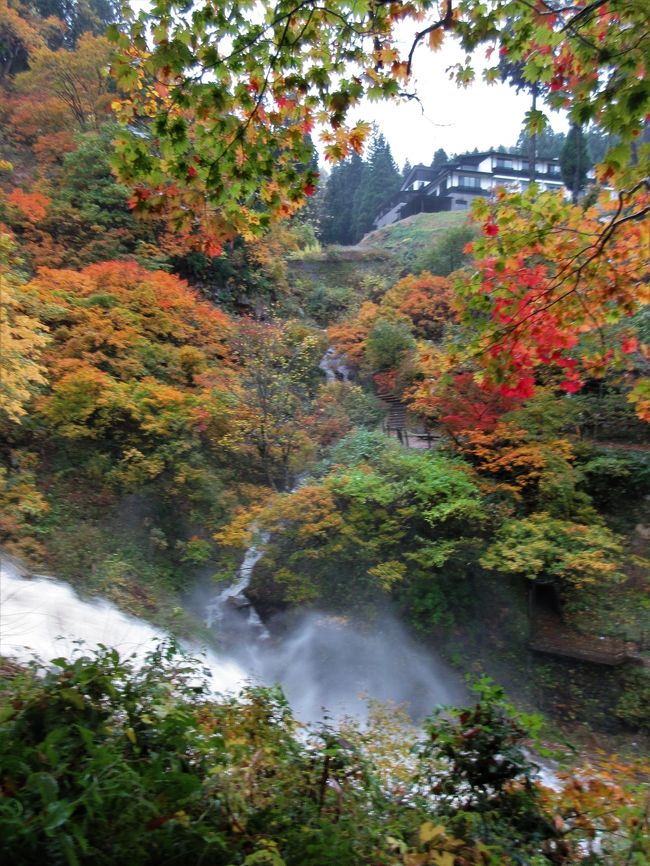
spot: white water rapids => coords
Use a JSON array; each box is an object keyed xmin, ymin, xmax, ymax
[
  {"xmin": 204, "ymin": 537, "xmax": 271, "ymax": 640},
  {"xmin": 0, "ymin": 548, "xmax": 463, "ymax": 721},
  {"xmin": 0, "ymin": 555, "xmax": 246, "ymax": 694}
]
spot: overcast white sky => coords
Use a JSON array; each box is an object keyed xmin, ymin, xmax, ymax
[{"xmin": 325, "ymin": 37, "xmax": 569, "ymax": 169}]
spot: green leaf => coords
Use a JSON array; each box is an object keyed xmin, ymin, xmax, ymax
[
  {"xmin": 43, "ymin": 800, "xmax": 73, "ymax": 834},
  {"xmin": 27, "ymin": 772, "xmax": 59, "ymax": 805},
  {"xmin": 0, "ymin": 704, "xmax": 16, "ymax": 723},
  {"xmin": 60, "ymin": 688, "xmax": 86, "ymax": 710}
]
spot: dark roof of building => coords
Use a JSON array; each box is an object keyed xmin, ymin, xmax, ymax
[{"xmin": 401, "ymin": 164, "xmax": 437, "ymax": 189}]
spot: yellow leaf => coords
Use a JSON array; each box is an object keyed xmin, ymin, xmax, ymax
[
  {"xmin": 404, "ymin": 855, "xmax": 428, "ymax": 866},
  {"xmin": 428, "ymin": 28, "xmax": 444, "ymax": 51},
  {"xmin": 431, "ymin": 853, "xmax": 454, "ymax": 866},
  {"xmin": 391, "ymin": 60, "xmax": 409, "ymax": 82},
  {"xmin": 419, "ymin": 822, "xmax": 445, "ymax": 843}
]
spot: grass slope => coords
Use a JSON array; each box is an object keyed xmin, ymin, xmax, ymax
[
  {"xmin": 358, "ymin": 211, "xmax": 468, "ymax": 265},
  {"xmin": 286, "ymin": 212, "xmax": 469, "ymax": 313}
]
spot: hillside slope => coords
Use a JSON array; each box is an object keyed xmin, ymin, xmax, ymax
[
  {"xmin": 287, "ymin": 212, "xmax": 469, "ymax": 313},
  {"xmin": 358, "ymin": 211, "xmax": 468, "ymax": 261}
]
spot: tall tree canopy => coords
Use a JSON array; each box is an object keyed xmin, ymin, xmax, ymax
[
  {"xmin": 352, "ymin": 131, "xmax": 401, "ymax": 239},
  {"xmin": 15, "ymin": 32, "xmax": 113, "ymax": 131},
  {"xmin": 0, "ymin": 0, "xmax": 62, "ymax": 80},
  {"xmin": 34, "ymin": 0, "xmax": 121, "ymax": 47},
  {"xmin": 320, "ymin": 130, "xmax": 401, "ymax": 244},
  {"xmin": 319, "ymin": 152, "xmax": 365, "ymax": 245},
  {"xmin": 431, "ymin": 148, "xmax": 449, "ymax": 168}
]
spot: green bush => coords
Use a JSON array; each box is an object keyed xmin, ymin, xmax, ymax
[
  {"xmin": 416, "ymin": 223, "xmax": 477, "ymax": 276},
  {"xmin": 365, "ymin": 318, "xmax": 416, "ymax": 371},
  {"xmin": 579, "ymin": 452, "xmax": 650, "ymax": 507},
  {"xmin": 615, "ymin": 667, "xmax": 650, "ymax": 732},
  {"xmin": 1, "ymin": 647, "xmax": 622, "ymax": 866}
]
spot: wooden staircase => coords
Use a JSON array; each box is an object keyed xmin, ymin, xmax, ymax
[
  {"xmin": 377, "ymin": 391, "xmax": 407, "ymax": 432},
  {"xmin": 376, "ymin": 391, "xmax": 442, "ymax": 449}
]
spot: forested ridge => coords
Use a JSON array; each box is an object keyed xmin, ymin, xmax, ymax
[{"xmin": 1, "ymin": 0, "xmax": 650, "ymax": 862}]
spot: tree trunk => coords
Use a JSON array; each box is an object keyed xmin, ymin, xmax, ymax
[
  {"xmin": 573, "ymin": 124, "xmax": 581, "ymax": 204},
  {"xmin": 528, "ymin": 89, "xmax": 537, "ymax": 186}
]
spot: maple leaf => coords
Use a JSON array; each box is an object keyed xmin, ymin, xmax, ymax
[{"xmin": 428, "ymin": 28, "xmax": 444, "ymax": 51}]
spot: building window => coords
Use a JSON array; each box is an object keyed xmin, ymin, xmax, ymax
[
  {"xmin": 455, "ymin": 199, "xmax": 468, "ymax": 209},
  {"xmin": 547, "ymin": 164, "xmax": 561, "ymax": 176},
  {"xmin": 459, "ymin": 174, "xmax": 480, "ymax": 188},
  {"xmin": 495, "ymin": 158, "xmax": 514, "ymax": 169}
]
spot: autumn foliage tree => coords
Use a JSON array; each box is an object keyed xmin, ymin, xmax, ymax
[
  {"xmin": 0, "ymin": 233, "xmax": 49, "ymax": 556},
  {"xmin": 0, "ymin": 232, "xmax": 48, "ymax": 424},
  {"xmin": 224, "ymin": 318, "xmax": 325, "ymax": 490},
  {"xmin": 216, "ymin": 431, "xmax": 486, "ymax": 613},
  {"xmin": 110, "ymin": 0, "xmax": 648, "ymax": 233},
  {"xmin": 407, "ymin": 370, "xmax": 520, "ymax": 436},
  {"xmin": 329, "ymin": 271, "xmax": 454, "ymax": 374},
  {"xmin": 109, "ymin": 0, "xmax": 650, "ymax": 422},
  {"xmin": 481, "ymin": 511, "xmax": 624, "ymax": 595},
  {"xmin": 15, "ymin": 32, "xmax": 113, "ymax": 131},
  {"xmin": 2, "ymin": 30, "xmax": 114, "ymax": 203},
  {"xmin": 458, "ymin": 188, "xmax": 650, "ymax": 415},
  {"xmin": 0, "ymin": 0, "xmax": 63, "ymax": 81},
  {"xmin": 21, "ymin": 260, "xmax": 236, "ymax": 489}
]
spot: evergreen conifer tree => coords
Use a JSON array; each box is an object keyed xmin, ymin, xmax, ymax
[
  {"xmin": 584, "ymin": 125, "xmax": 618, "ymax": 164},
  {"xmin": 516, "ymin": 127, "xmax": 566, "ymax": 160},
  {"xmin": 560, "ymin": 124, "xmax": 591, "ymax": 203},
  {"xmin": 320, "ymin": 153, "xmax": 365, "ymax": 245},
  {"xmin": 431, "ymin": 148, "xmax": 448, "ymax": 168},
  {"xmin": 351, "ymin": 132, "xmax": 401, "ymax": 242}
]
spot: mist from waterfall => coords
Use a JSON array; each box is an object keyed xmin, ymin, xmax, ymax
[
  {"xmin": 218, "ymin": 608, "xmax": 465, "ymax": 720},
  {"xmin": 1, "ymin": 552, "xmax": 463, "ymax": 722}
]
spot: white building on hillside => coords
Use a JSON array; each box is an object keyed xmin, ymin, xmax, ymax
[{"xmin": 375, "ymin": 150, "xmax": 567, "ymax": 228}]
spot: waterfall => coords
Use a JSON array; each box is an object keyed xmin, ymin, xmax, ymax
[
  {"xmin": 319, "ymin": 347, "xmax": 352, "ymax": 383},
  {"xmin": 0, "ymin": 554, "xmax": 248, "ymax": 695},
  {"xmin": 1, "ymin": 553, "xmax": 559, "ymax": 785},
  {"xmin": 2, "ymin": 546, "xmax": 465, "ymax": 721},
  {"xmin": 204, "ymin": 534, "xmax": 271, "ymax": 640},
  {"xmin": 197, "ymin": 518, "xmax": 465, "ymax": 719}
]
